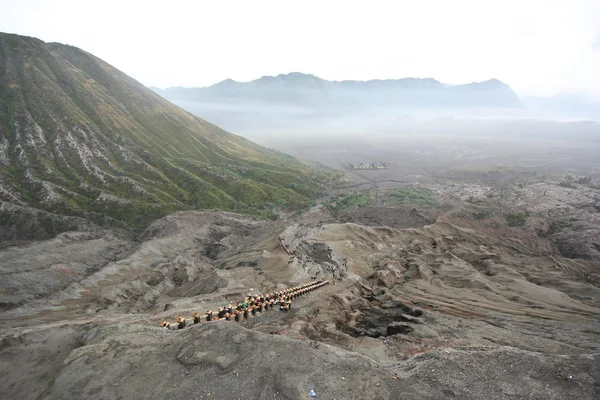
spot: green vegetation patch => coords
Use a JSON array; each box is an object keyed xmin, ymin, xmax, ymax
[
  {"xmin": 325, "ymin": 192, "xmax": 372, "ymax": 214},
  {"xmin": 505, "ymin": 212, "xmax": 530, "ymax": 227},
  {"xmin": 384, "ymin": 187, "xmax": 437, "ymax": 208},
  {"xmin": 473, "ymin": 211, "xmax": 491, "ymax": 220}
]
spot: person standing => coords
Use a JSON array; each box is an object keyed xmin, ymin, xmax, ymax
[{"xmin": 192, "ymin": 313, "xmax": 202, "ymax": 324}]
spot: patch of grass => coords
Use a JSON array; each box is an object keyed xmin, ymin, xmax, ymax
[
  {"xmin": 543, "ymin": 221, "xmax": 560, "ymax": 236},
  {"xmin": 325, "ymin": 192, "xmax": 372, "ymax": 214},
  {"xmin": 473, "ymin": 211, "xmax": 490, "ymax": 220},
  {"xmin": 384, "ymin": 187, "xmax": 437, "ymax": 208},
  {"xmin": 505, "ymin": 212, "xmax": 530, "ymax": 227}
]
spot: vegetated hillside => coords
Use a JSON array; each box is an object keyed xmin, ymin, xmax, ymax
[{"xmin": 0, "ymin": 33, "xmax": 328, "ymax": 238}]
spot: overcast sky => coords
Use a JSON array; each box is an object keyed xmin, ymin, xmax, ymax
[{"xmin": 1, "ymin": 0, "xmax": 600, "ymax": 98}]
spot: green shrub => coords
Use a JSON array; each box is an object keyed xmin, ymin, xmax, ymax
[
  {"xmin": 505, "ymin": 212, "xmax": 529, "ymax": 227},
  {"xmin": 473, "ymin": 211, "xmax": 490, "ymax": 220}
]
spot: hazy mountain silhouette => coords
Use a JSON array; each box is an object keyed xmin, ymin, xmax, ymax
[
  {"xmin": 152, "ymin": 73, "xmax": 525, "ymax": 134},
  {"xmin": 154, "ymin": 73, "xmax": 523, "ymax": 109}
]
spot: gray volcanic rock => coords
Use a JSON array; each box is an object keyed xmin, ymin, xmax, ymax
[
  {"xmin": 0, "ymin": 225, "xmax": 133, "ymax": 311},
  {"xmin": 0, "ymin": 201, "xmax": 107, "ymax": 244},
  {"xmin": 0, "ymin": 324, "xmax": 88, "ymax": 400},
  {"xmin": 2, "ymin": 321, "xmax": 598, "ymax": 400},
  {"xmin": 44, "ymin": 322, "xmax": 394, "ymax": 400},
  {"xmin": 1, "ymin": 180, "xmax": 600, "ymax": 399}
]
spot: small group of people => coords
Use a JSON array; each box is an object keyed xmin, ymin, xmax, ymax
[{"xmin": 160, "ymin": 279, "xmax": 330, "ymax": 330}]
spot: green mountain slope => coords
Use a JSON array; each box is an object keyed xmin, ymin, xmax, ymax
[{"xmin": 0, "ymin": 33, "xmax": 327, "ymax": 233}]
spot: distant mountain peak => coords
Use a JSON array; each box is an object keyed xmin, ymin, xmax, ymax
[
  {"xmin": 208, "ymin": 78, "xmax": 241, "ymax": 89},
  {"xmin": 215, "ymin": 78, "xmax": 238, "ymax": 85},
  {"xmin": 474, "ymin": 78, "xmax": 509, "ymax": 87},
  {"xmin": 273, "ymin": 72, "xmax": 322, "ymax": 84},
  {"xmin": 278, "ymin": 72, "xmax": 315, "ymax": 78}
]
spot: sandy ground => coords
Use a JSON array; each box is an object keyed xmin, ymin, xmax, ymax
[{"xmin": 1, "ymin": 177, "xmax": 600, "ymax": 399}]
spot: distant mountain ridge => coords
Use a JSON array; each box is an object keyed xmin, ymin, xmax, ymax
[
  {"xmin": 152, "ymin": 73, "xmax": 524, "ymax": 134},
  {"xmin": 0, "ymin": 33, "xmax": 328, "ymax": 239},
  {"xmin": 153, "ymin": 72, "xmax": 523, "ymax": 110}
]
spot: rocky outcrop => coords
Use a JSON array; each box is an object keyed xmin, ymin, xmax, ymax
[
  {"xmin": 2, "ymin": 321, "xmax": 598, "ymax": 400},
  {"xmin": 1, "ymin": 195, "xmax": 600, "ymax": 399},
  {"xmin": 0, "ymin": 201, "xmax": 105, "ymax": 244},
  {"xmin": 372, "ymin": 262, "xmax": 406, "ymax": 288}
]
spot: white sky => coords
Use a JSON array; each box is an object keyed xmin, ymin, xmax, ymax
[{"xmin": 1, "ymin": 0, "xmax": 600, "ymax": 98}]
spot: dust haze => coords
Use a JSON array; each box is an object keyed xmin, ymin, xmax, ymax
[
  {"xmin": 165, "ymin": 99, "xmax": 600, "ymax": 188},
  {"xmin": 258, "ymin": 124, "xmax": 600, "ymax": 179}
]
